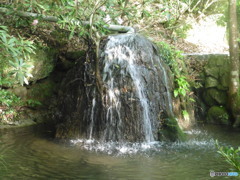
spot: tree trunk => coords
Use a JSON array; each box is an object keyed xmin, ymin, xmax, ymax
[{"xmin": 228, "ymin": 0, "xmax": 240, "ymax": 127}]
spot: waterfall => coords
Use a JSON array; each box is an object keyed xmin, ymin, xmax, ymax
[
  {"xmin": 98, "ymin": 34, "xmax": 173, "ymax": 142},
  {"xmin": 102, "ymin": 35, "xmax": 154, "ymax": 142},
  {"xmin": 56, "ymin": 33, "xmax": 176, "ymax": 143}
]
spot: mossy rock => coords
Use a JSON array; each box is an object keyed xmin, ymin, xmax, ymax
[
  {"xmin": 204, "ymin": 67, "xmax": 219, "ymax": 79},
  {"xmin": 218, "ymin": 72, "xmax": 229, "ymax": 91},
  {"xmin": 205, "ymin": 77, "xmax": 218, "ymax": 88},
  {"xmin": 206, "ymin": 106, "xmax": 230, "ymax": 125},
  {"xmin": 158, "ymin": 118, "xmax": 186, "ymax": 141},
  {"xmin": 207, "ymin": 55, "xmax": 229, "ymax": 67},
  {"xmin": 27, "ymin": 47, "xmax": 57, "ymax": 82},
  {"xmin": 203, "ymin": 88, "xmax": 227, "ymax": 106}
]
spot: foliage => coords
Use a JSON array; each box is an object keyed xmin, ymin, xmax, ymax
[
  {"xmin": 0, "ymin": 90, "xmax": 21, "ymax": 108},
  {"xmin": 0, "ymin": 0, "xmax": 229, "ymax": 42},
  {"xmin": 157, "ymin": 41, "xmax": 185, "ymax": 75},
  {"xmin": 182, "ymin": 109, "xmax": 189, "ymax": 119},
  {"xmin": 157, "ymin": 41, "xmax": 194, "ymax": 119},
  {"xmin": 217, "ymin": 0, "xmax": 240, "ymax": 30},
  {"xmin": 216, "ymin": 140, "xmax": 240, "ymax": 172},
  {"xmin": 0, "ymin": 88, "xmax": 43, "ymax": 122},
  {"xmin": 0, "ymin": 26, "xmax": 35, "ymax": 58},
  {"xmin": 184, "ymin": 0, "xmax": 220, "ymax": 14},
  {"xmin": 0, "ymin": 89, "xmax": 22, "ymax": 122},
  {"xmin": 25, "ymin": 99, "xmax": 42, "ymax": 108},
  {"xmin": 0, "ymin": 73, "xmax": 12, "ymax": 87},
  {"xmin": 174, "ymin": 76, "xmax": 190, "ymax": 97},
  {"xmin": 9, "ymin": 59, "xmax": 34, "ymax": 86},
  {"xmin": 156, "ymin": 41, "xmax": 192, "ymax": 98},
  {"xmin": 0, "ymin": 25, "xmax": 35, "ymax": 86}
]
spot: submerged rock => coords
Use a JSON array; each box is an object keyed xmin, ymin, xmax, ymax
[{"xmin": 55, "ymin": 34, "xmax": 184, "ymax": 142}]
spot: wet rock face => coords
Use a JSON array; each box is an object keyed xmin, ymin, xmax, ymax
[
  {"xmin": 55, "ymin": 34, "xmax": 179, "ymax": 142},
  {"xmin": 98, "ymin": 34, "xmax": 174, "ymax": 142}
]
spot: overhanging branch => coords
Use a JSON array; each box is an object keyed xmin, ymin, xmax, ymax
[{"xmin": 0, "ymin": 7, "xmax": 135, "ymax": 33}]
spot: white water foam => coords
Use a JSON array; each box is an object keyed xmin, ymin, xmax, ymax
[{"xmin": 70, "ymin": 137, "xmax": 215, "ymax": 155}]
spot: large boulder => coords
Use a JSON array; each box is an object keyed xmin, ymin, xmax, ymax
[{"xmin": 55, "ymin": 34, "xmax": 184, "ymax": 142}]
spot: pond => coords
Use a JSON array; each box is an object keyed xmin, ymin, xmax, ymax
[{"xmin": 0, "ymin": 124, "xmax": 239, "ymax": 179}]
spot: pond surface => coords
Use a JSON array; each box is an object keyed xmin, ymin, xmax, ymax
[{"xmin": 0, "ymin": 124, "xmax": 239, "ymax": 180}]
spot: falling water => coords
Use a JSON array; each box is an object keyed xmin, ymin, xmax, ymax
[
  {"xmin": 89, "ymin": 97, "xmax": 96, "ymax": 140},
  {"xmin": 103, "ymin": 35, "xmax": 154, "ymax": 142}
]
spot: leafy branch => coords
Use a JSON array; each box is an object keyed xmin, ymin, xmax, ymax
[{"xmin": 216, "ymin": 140, "xmax": 240, "ymax": 172}]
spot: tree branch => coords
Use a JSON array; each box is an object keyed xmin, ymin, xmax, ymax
[{"xmin": 0, "ymin": 7, "xmax": 135, "ymax": 33}]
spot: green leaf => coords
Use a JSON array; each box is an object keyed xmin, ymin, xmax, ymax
[
  {"xmin": 182, "ymin": 110, "xmax": 189, "ymax": 119},
  {"xmin": 174, "ymin": 90, "xmax": 178, "ymax": 97},
  {"xmin": 1, "ymin": 33, "xmax": 7, "ymax": 43},
  {"xmin": 23, "ymin": 77, "xmax": 29, "ymax": 85},
  {"xmin": 181, "ymin": 89, "xmax": 186, "ymax": 96},
  {"xmin": 8, "ymin": 37, "xmax": 16, "ymax": 45},
  {"xmin": 9, "ymin": 60, "xmax": 15, "ymax": 67}
]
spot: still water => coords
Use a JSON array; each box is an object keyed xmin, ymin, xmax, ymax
[{"xmin": 0, "ymin": 124, "xmax": 239, "ymax": 180}]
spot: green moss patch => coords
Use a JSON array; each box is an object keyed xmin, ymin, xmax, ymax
[
  {"xmin": 207, "ymin": 106, "xmax": 230, "ymax": 125},
  {"xmin": 28, "ymin": 47, "xmax": 57, "ymax": 82},
  {"xmin": 158, "ymin": 118, "xmax": 186, "ymax": 141}
]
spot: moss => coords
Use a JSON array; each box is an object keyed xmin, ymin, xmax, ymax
[
  {"xmin": 28, "ymin": 47, "xmax": 57, "ymax": 82},
  {"xmin": 203, "ymin": 88, "xmax": 227, "ymax": 106},
  {"xmin": 218, "ymin": 72, "xmax": 229, "ymax": 90},
  {"xmin": 205, "ymin": 77, "xmax": 218, "ymax": 88},
  {"xmin": 204, "ymin": 67, "xmax": 219, "ymax": 79},
  {"xmin": 158, "ymin": 117, "xmax": 186, "ymax": 141},
  {"xmin": 207, "ymin": 106, "xmax": 230, "ymax": 125},
  {"xmin": 27, "ymin": 79, "xmax": 57, "ymax": 106},
  {"xmin": 207, "ymin": 55, "xmax": 229, "ymax": 67}
]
